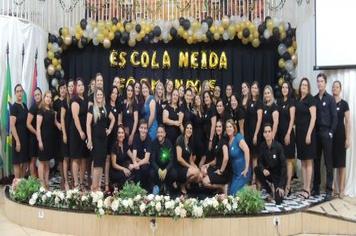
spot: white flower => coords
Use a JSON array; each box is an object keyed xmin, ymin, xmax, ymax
[
  {"xmin": 104, "ymin": 196, "xmax": 112, "ymax": 208},
  {"xmin": 165, "ymin": 200, "xmax": 175, "ymax": 209},
  {"xmin": 155, "ymin": 195, "xmax": 162, "ymax": 202},
  {"xmin": 32, "ymin": 193, "xmax": 38, "ymax": 201},
  {"xmin": 179, "ymin": 208, "xmax": 187, "ymax": 218},
  {"xmin": 97, "ymin": 199, "xmax": 103, "ymax": 209},
  {"xmin": 98, "ymin": 208, "xmax": 105, "ymax": 216},
  {"xmin": 222, "ymin": 199, "xmax": 228, "ymax": 205},
  {"xmin": 122, "ymin": 199, "xmax": 129, "ymax": 208},
  {"xmin": 226, "ymin": 203, "xmax": 232, "ymax": 211},
  {"xmin": 54, "ymin": 196, "xmax": 60, "ymax": 204},
  {"xmin": 134, "ymin": 195, "xmax": 141, "ymax": 201},
  {"xmin": 127, "ymin": 198, "xmax": 134, "ymax": 208},
  {"xmin": 192, "ymin": 206, "xmax": 203, "ymax": 217},
  {"xmin": 81, "ymin": 195, "xmax": 88, "ymax": 202},
  {"xmin": 41, "ymin": 195, "xmax": 47, "ymax": 202},
  {"xmin": 139, "ymin": 203, "xmax": 146, "ymax": 213},
  {"xmin": 155, "ymin": 202, "xmax": 162, "ymax": 212},
  {"xmin": 29, "ymin": 198, "xmax": 36, "ymax": 205},
  {"xmin": 147, "ymin": 194, "xmax": 154, "ymax": 201},
  {"xmin": 212, "ymin": 199, "xmax": 219, "ymax": 209},
  {"xmin": 39, "ymin": 187, "xmax": 46, "ymax": 193},
  {"xmin": 164, "ymin": 196, "xmax": 170, "ymax": 201},
  {"xmin": 232, "ymin": 202, "xmax": 238, "ymax": 210},
  {"xmin": 111, "ymin": 200, "xmax": 119, "ymax": 212},
  {"xmin": 46, "ymin": 191, "xmax": 52, "ymax": 198},
  {"xmin": 174, "ymin": 206, "xmax": 181, "ymax": 216}
]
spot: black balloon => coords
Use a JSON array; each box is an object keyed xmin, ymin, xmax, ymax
[
  {"xmin": 81, "ymin": 37, "xmax": 88, "ymax": 46},
  {"xmin": 153, "ymin": 26, "xmax": 161, "ymax": 37},
  {"xmin": 54, "ymin": 70, "xmax": 62, "ymax": 79},
  {"xmin": 59, "ymin": 27, "xmax": 63, "ymax": 36},
  {"xmin": 80, "ymin": 19, "xmax": 87, "ymax": 30},
  {"xmin": 114, "ymin": 31, "xmax": 121, "ymax": 41},
  {"xmin": 242, "ymin": 28, "xmax": 250, "ymax": 38},
  {"xmin": 112, "ymin": 17, "xmax": 118, "ymax": 25},
  {"xmin": 54, "ymin": 52, "xmax": 61, "ymax": 59},
  {"xmin": 287, "ymin": 28, "xmax": 293, "ymax": 37},
  {"xmin": 148, "ymin": 32, "xmax": 154, "ymax": 40},
  {"xmin": 58, "ymin": 37, "xmax": 63, "ymax": 46},
  {"xmin": 135, "ymin": 24, "xmax": 141, "ymax": 33},
  {"xmin": 284, "ymin": 37, "xmax": 293, "ymax": 47},
  {"xmin": 258, "ymin": 24, "xmax": 265, "ymax": 34},
  {"xmin": 121, "ymin": 32, "xmax": 129, "ymax": 42},
  {"xmin": 143, "ymin": 35, "xmax": 150, "ymax": 44},
  {"xmin": 206, "ymin": 31, "xmax": 213, "ymax": 41},
  {"xmin": 49, "ymin": 34, "xmax": 57, "ymax": 43},
  {"xmin": 72, "ymin": 36, "xmax": 78, "ymax": 45},
  {"xmin": 44, "ymin": 58, "xmax": 51, "ymax": 67},
  {"xmin": 179, "ymin": 17, "xmax": 185, "ymax": 26},
  {"xmin": 284, "ymin": 73, "xmax": 291, "ymax": 81},
  {"xmin": 282, "ymin": 52, "xmax": 291, "ymax": 60},
  {"xmin": 182, "ymin": 20, "xmax": 191, "ymax": 30},
  {"xmin": 206, "ymin": 16, "xmax": 213, "ymax": 27},
  {"xmin": 272, "ymin": 27, "xmax": 280, "ymax": 39},
  {"xmin": 170, "ymin": 27, "xmax": 177, "ymax": 38},
  {"xmin": 265, "ymin": 16, "xmax": 272, "ymax": 22}
]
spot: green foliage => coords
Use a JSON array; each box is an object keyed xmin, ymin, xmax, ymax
[
  {"xmin": 117, "ymin": 182, "xmax": 147, "ymax": 199},
  {"xmin": 237, "ymin": 187, "xmax": 265, "ymax": 214},
  {"xmin": 12, "ymin": 177, "xmax": 41, "ymax": 203}
]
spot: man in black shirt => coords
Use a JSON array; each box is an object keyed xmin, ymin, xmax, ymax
[
  {"xmin": 255, "ymin": 123, "xmax": 287, "ymax": 205},
  {"xmin": 312, "ymin": 73, "xmax": 337, "ymax": 199},
  {"xmin": 131, "ymin": 119, "xmax": 152, "ymax": 191},
  {"xmin": 150, "ymin": 125, "xmax": 177, "ymax": 194}
]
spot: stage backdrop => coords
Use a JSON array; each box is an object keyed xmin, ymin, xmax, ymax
[{"xmin": 62, "ymin": 39, "xmax": 279, "ymax": 93}]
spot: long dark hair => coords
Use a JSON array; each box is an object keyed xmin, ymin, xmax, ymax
[{"xmin": 298, "ymin": 77, "xmax": 311, "ymax": 99}]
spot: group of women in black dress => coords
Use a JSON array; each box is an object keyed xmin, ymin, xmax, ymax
[{"xmin": 9, "ymin": 73, "xmax": 350, "ymax": 198}]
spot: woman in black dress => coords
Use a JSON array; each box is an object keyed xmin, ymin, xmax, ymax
[
  {"xmin": 175, "ymin": 122, "xmax": 200, "ymax": 194},
  {"xmin": 277, "ymin": 81, "xmax": 296, "ymax": 196},
  {"xmin": 105, "ymin": 86, "xmax": 121, "ymax": 191},
  {"xmin": 262, "ymin": 85, "xmax": 279, "ymax": 139},
  {"xmin": 10, "ymin": 84, "xmax": 29, "ymax": 178},
  {"xmin": 244, "ymin": 81, "xmax": 263, "ymax": 185},
  {"xmin": 69, "ymin": 78, "xmax": 88, "ymax": 189},
  {"xmin": 216, "ymin": 99, "xmax": 229, "ymax": 125},
  {"xmin": 202, "ymin": 91, "xmax": 217, "ymax": 164},
  {"xmin": 192, "ymin": 95, "xmax": 206, "ymax": 167},
  {"xmin": 60, "ymin": 79, "xmax": 74, "ymax": 190},
  {"xmin": 110, "ymin": 125, "xmax": 134, "ymax": 188},
  {"xmin": 53, "ymin": 80, "xmax": 67, "ymax": 189},
  {"xmin": 26, "ymin": 87, "xmax": 42, "ymax": 177},
  {"xmin": 154, "ymin": 81, "xmax": 167, "ymax": 125},
  {"xmin": 86, "ymin": 88, "xmax": 115, "ymax": 191},
  {"xmin": 213, "ymin": 85, "xmax": 221, "ymax": 105},
  {"xmin": 165, "ymin": 79, "xmax": 174, "ymax": 104},
  {"xmin": 223, "ymin": 84, "xmax": 233, "ymax": 109},
  {"xmin": 332, "ymin": 81, "xmax": 350, "ymax": 198},
  {"xmin": 229, "ymin": 94, "xmax": 245, "ymax": 136},
  {"xmin": 36, "ymin": 91, "xmax": 56, "ymax": 189},
  {"xmin": 201, "ymin": 120, "xmax": 230, "ymax": 194},
  {"xmin": 121, "ymin": 84, "xmax": 138, "ymax": 145},
  {"xmin": 163, "ymin": 89, "xmax": 183, "ymax": 145},
  {"xmin": 178, "ymin": 85, "xmax": 185, "ymax": 107},
  {"xmin": 181, "ymin": 88, "xmax": 194, "ymax": 124},
  {"xmin": 295, "ymin": 78, "xmax": 317, "ymax": 199},
  {"xmin": 134, "ymin": 81, "xmax": 143, "ymax": 119}
]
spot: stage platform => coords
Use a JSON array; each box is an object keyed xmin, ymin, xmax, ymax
[{"xmin": 3, "ymin": 187, "xmax": 356, "ymax": 236}]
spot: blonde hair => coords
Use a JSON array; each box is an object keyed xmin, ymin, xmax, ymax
[
  {"xmin": 39, "ymin": 90, "xmax": 53, "ymax": 110},
  {"xmin": 93, "ymin": 88, "xmax": 107, "ymax": 124},
  {"xmin": 155, "ymin": 81, "xmax": 166, "ymax": 101},
  {"xmin": 226, "ymin": 119, "xmax": 238, "ymax": 135},
  {"xmin": 263, "ymin": 85, "xmax": 275, "ymax": 105}
]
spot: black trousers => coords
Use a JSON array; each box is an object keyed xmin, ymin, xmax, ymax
[
  {"xmin": 132, "ymin": 164, "xmax": 151, "ymax": 191},
  {"xmin": 254, "ymin": 167, "xmax": 284, "ymax": 205},
  {"xmin": 313, "ymin": 129, "xmax": 334, "ymax": 193},
  {"xmin": 149, "ymin": 167, "xmax": 177, "ymax": 192}
]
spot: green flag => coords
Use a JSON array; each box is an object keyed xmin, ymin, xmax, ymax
[{"xmin": 1, "ymin": 54, "xmax": 13, "ymax": 175}]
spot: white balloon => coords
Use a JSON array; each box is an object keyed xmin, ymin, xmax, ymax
[
  {"xmin": 93, "ymin": 28, "xmax": 98, "ymax": 35},
  {"xmin": 51, "ymin": 78, "xmax": 58, "ymax": 88},
  {"xmin": 60, "ymin": 70, "xmax": 64, "ymax": 78},
  {"xmin": 289, "ymin": 69, "xmax": 296, "ymax": 78},
  {"xmin": 278, "ymin": 44, "xmax": 287, "ymax": 55},
  {"xmin": 201, "ymin": 22, "xmax": 209, "ymax": 33},
  {"xmin": 93, "ymin": 38, "xmax": 99, "ymax": 46},
  {"xmin": 285, "ymin": 60, "xmax": 294, "ymax": 72},
  {"xmin": 86, "ymin": 24, "xmax": 92, "ymax": 31},
  {"xmin": 253, "ymin": 18, "xmax": 262, "ymax": 26},
  {"xmin": 173, "ymin": 19, "xmax": 180, "ymax": 29},
  {"xmin": 188, "ymin": 29, "xmax": 193, "ymax": 36},
  {"xmin": 263, "ymin": 29, "xmax": 271, "ymax": 39},
  {"xmin": 223, "ymin": 31, "xmax": 229, "ymax": 40}
]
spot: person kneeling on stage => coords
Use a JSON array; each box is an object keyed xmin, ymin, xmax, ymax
[
  {"xmin": 201, "ymin": 120, "xmax": 230, "ymax": 195},
  {"xmin": 150, "ymin": 125, "xmax": 177, "ymax": 195},
  {"xmin": 255, "ymin": 123, "xmax": 287, "ymax": 205},
  {"xmin": 131, "ymin": 119, "xmax": 152, "ymax": 191},
  {"xmin": 175, "ymin": 122, "xmax": 200, "ymax": 195},
  {"xmin": 110, "ymin": 125, "xmax": 134, "ymax": 188}
]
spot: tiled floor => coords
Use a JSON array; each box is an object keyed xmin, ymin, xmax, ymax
[{"xmin": 0, "ymin": 187, "xmax": 72, "ymax": 236}]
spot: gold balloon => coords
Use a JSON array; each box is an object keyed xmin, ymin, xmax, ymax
[
  {"xmin": 242, "ymin": 38, "xmax": 249, "ymax": 45},
  {"xmin": 201, "ymin": 51, "xmax": 207, "ymax": 69},
  {"xmin": 219, "ymin": 51, "xmax": 227, "ymax": 69},
  {"xmin": 183, "ymin": 31, "xmax": 188, "ymax": 39},
  {"xmin": 109, "ymin": 31, "xmax": 115, "ymax": 40},
  {"xmin": 141, "ymin": 51, "xmax": 150, "ymax": 68},
  {"xmin": 125, "ymin": 22, "xmax": 133, "ymax": 32},
  {"xmin": 111, "ymin": 25, "xmax": 117, "ymax": 32},
  {"xmin": 56, "ymin": 64, "xmax": 62, "ymax": 71},
  {"xmin": 218, "ymin": 26, "xmax": 224, "ymax": 34},
  {"xmin": 52, "ymin": 58, "xmax": 59, "ymax": 66},
  {"xmin": 110, "ymin": 50, "xmax": 118, "ymax": 67},
  {"xmin": 222, "ymin": 16, "xmax": 230, "ymax": 29},
  {"xmin": 292, "ymin": 54, "xmax": 298, "ymax": 65},
  {"xmin": 237, "ymin": 31, "xmax": 243, "ymax": 39},
  {"xmin": 162, "ymin": 50, "xmax": 171, "ymax": 69},
  {"xmin": 213, "ymin": 33, "xmax": 220, "ymax": 40},
  {"xmin": 103, "ymin": 38, "xmax": 111, "ymax": 48},
  {"xmin": 64, "ymin": 36, "xmax": 72, "ymax": 45},
  {"xmin": 130, "ymin": 51, "xmax": 140, "ymax": 66},
  {"xmin": 287, "ymin": 46, "xmax": 294, "ymax": 55},
  {"xmin": 187, "ymin": 37, "xmax": 193, "ymax": 44},
  {"xmin": 47, "ymin": 43, "xmax": 53, "ymax": 50},
  {"xmin": 228, "ymin": 25, "xmax": 236, "ymax": 37},
  {"xmin": 266, "ymin": 19, "xmax": 273, "ymax": 30},
  {"xmin": 280, "ymin": 31, "xmax": 286, "ymax": 40},
  {"xmin": 118, "ymin": 52, "xmax": 127, "ymax": 68},
  {"xmin": 62, "ymin": 27, "xmax": 69, "ymax": 36},
  {"xmin": 210, "ymin": 26, "xmax": 216, "ymax": 33},
  {"xmin": 248, "ymin": 34, "xmax": 254, "ymax": 42},
  {"xmin": 292, "ymin": 41, "xmax": 297, "ymax": 50},
  {"xmin": 235, "ymin": 23, "xmax": 241, "ymax": 33},
  {"xmin": 279, "ymin": 25, "xmax": 285, "ymax": 34},
  {"xmin": 47, "ymin": 65, "xmax": 55, "ymax": 75},
  {"xmin": 278, "ymin": 77, "xmax": 285, "ymax": 87},
  {"xmin": 48, "ymin": 51, "xmax": 54, "ymax": 59},
  {"xmin": 97, "ymin": 33, "xmax": 104, "ymax": 43},
  {"xmin": 253, "ymin": 30, "xmax": 259, "ymax": 38},
  {"xmin": 278, "ymin": 58, "xmax": 285, "ymax": 68},
  {"xmin": 178, "ymin": 26, "xmax": 184, "ymax": 36},
  {"xmin": 179, "ymin": 51, "xmax": 189, "ymax": 68},
  {"xmin": 128, "ymin": 39, "xmax": 136, "ymax": 47},
  {"xmin": 209, "ymin": 52, "xmax": 219, "ymax": 69},
  {"xmin": 190, "ymin": 51, "xmax": 199, "ymax": 69},
  {"xmin": 252, "ymin": 38, "xmax": 260, "ymax": 48}
]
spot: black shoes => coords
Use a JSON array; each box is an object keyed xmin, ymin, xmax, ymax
[{"xmin": 311, "ymin": 189, "xmax": 320, "ymax": 196}]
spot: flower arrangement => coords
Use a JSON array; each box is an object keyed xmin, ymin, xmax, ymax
[{"xmin": 10, "ymin": 179, "xmax": 264, "ymax": 218}]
